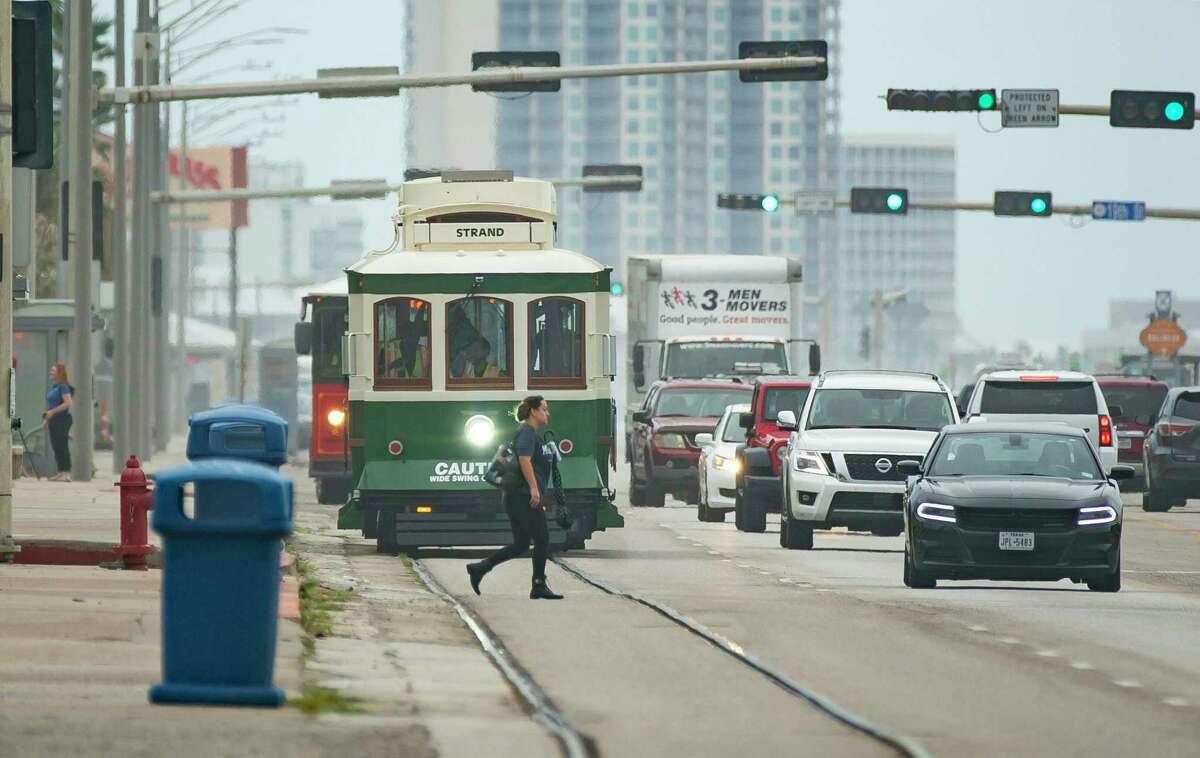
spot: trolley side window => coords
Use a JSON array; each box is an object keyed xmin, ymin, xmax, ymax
[
  {"xmin": 374, "ymin": 297, "xmax": 432, "ymax": 389},
  {"xmin": 446, "ymin": 297, "xmax": 514, "ymax": 389},
  {"xmin": 528, "ymin": 297, "xmax": 585, "ymax": 389}
]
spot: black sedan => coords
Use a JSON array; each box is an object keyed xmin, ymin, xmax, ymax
[{"xmin": 898, "ymin": 423, "xmax": 1134, "ymax": 592}]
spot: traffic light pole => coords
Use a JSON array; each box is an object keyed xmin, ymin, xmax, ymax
[
  {"xmin": 112, "ymin": 0, "xmax": 130, "ymax": 473},
  {"xmin": 749, "ymin": 195, "xmax": 1200, "ymax": 222},
  {"xmin": 0, "ymin": 0, "xmax": 18, "ymax": 559},
  {"xmin": 98, "ymin": 55, "xmax": 825, "ymax": 105}
]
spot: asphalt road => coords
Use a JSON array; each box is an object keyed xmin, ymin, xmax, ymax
[{"xmin": 420, "ymin": 489, "xmax": 1200, "ymax": 757}]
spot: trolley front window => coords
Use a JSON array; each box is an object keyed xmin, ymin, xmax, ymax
[
  {"xmin": 446, "ymin": 297, "xmax": 514, "ymax": 388},
  {"xmin": 312, "ymin": 303, "xmax": 347, "ymax": 382},
  {"xmin": 529, "ymin": 297, "xmax": 585, "ymax": 389},
  {"xmin": 374, "ymin": 297, "xmax": 432, "ymax": 389}
]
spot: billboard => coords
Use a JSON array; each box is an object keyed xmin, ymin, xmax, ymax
[{"xmin": 168, "ymin": 145, "xmax": 249, "ymax": 229}]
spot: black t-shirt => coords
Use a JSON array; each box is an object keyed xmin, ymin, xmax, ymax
[{"xmin": 513, "ymin": 423, "xmax": 552, "ymax": 495}]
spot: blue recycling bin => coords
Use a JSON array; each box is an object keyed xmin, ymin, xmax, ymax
[
  {"xmin": 149, "ymin": 460, "xmax": 293, "ymax": 707},
  {"xmin": 187, "ymin": 404, "xmax": 289, "ymax": 468}
]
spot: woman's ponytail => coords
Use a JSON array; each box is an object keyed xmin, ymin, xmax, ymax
[{"xmin": 514, "ymin": 395, "xmax": 545, "ymax": 421}]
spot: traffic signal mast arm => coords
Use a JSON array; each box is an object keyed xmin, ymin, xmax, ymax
[
  {"xmin": 716, "ymin": 194, "xmax": 1200, "ymax": 221},
  {"xmin": 100, "ymin": 54, "xmax": 825, "ymax": 104}
]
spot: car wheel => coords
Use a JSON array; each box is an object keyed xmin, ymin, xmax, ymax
[
  {"xmin": 645, "ymin": 478, "xmax": 666, "ymax": 508},
  {"xmin": 628, "ymin": 472, "xmax": 646, "ymax": 507},
  {"xmin": 1143, "ymin": 480, "xmax": 1172, "ymax": 512},
  {"xmin": 376, "ymin": 510, "xmax": 399, "ymax": 555},
  {"xmin": 1086, "ymin": 553, "xmax": 1121, "ymax": 593},
  {"xmin": 733, "ymin": 492, "xmax": 746, "ymax": 530},
  {"xmin": 780, "ymin": 512, "xmax": 813, "ymax": 550},
  {"xmin": 741, "ymin": 490, "xmax": 766, "ymax": 533},
  {"xmin": 698, "ymin": 500, "xmax": 709, "ymax": 522},
  {"xmin": 903, "ymin": 543, "xmax": 936, "ymax": 589}
]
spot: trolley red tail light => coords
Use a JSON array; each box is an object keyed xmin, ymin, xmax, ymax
[{"xmin": 1098, "ymin": 415, "xmax": 1113, "ymax": 447}]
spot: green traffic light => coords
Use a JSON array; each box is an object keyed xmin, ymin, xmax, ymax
[
  {"xmin": 977, "ymin": 91, "xmax": 996, "ymax": 110},
  {"xmin": 610, "ymin": 283, "xmax": 624, "ymax": 296},
  {"xmin": 1030, "ymin": 197, "xmax": 1047, "ymax": 214},
  {"xmin": 1165, "ymin": 101, "xmax": 1186, "ymax": 122},
  {"xmin": 760, "ymin": 194, "xmax": 780, "ymax": 213},
  {"xmin": 886, "ymin": 193, "xmax": 905, "ymax": 211}
]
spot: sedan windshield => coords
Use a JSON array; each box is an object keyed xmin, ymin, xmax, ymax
[
  {"xmin": 929, "ymin": 433, "xmax": 1103, "ymax": 479},
  {"xmin": 806, "ymin": 389, "xmax": 954, "ymax": 432},
  {"xmin": 655, "ymin": 388, "xmax": 752, "ymax": 417}
]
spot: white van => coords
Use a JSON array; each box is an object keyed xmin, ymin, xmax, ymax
[{"xmin": 965, "ymin": 371, "xmax": 1118, "ymax": 472}]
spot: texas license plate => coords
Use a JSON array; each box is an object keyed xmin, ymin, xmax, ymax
[
  {"xmin": 1118, "ymin": 437, "xmax": 1132, "ymax": 449},
  {"xmin": 999, "ymin": 531, "xmax": 1035, "ymax": 551}
]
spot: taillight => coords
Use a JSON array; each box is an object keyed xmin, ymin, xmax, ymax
[
  {"xmin": 1099, "ymin": 415, "xmax": 1112, "ymax": 447},
  {"xmin": 1157, "ymin": 419, "xmax": 1197, "ymax": 438}
]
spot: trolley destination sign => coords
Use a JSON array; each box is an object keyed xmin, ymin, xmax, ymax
[{"xmin": 1001, "ymin": 88, "xmax": 1060, "ymax": 128}]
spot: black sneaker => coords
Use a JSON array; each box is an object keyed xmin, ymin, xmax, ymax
[
  {"xmin": 466, "ymin": 562, "xmax": 489, "ymax": 595},
  {"xmin": 530, "ymin": 579, "xmax": 563, "ymax": 600}
]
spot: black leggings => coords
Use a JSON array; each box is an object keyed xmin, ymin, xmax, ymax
[
  {"xmin": 48, "ymin": 412, "xmax": 72, "ymax": 473},
  {"xmin": 482, "ymin": 490, "xmax": 549, "ymax": 581}
]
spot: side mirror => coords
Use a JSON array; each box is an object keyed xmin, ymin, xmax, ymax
[
  {"xmin": 743, "ymin": 446, "xmax": 772, "ymax": 476},
  {"xmin": 739, "ymin": 412, "xmax": 755, "ymax": 430},
  {"xmin": 776, "ymin": 410, "xmax": 797, "ymax": 430},
  {"xmin": 294, "ymin": 322, "xmax": 313, "ymax": 356},
  {"xmin": 632, "ymin": 410, "xmax": 649, "ymax": 424},
  {"xmin": 1108, "ymin": 404, "xmax": 1125, "ymax": 419},
  {"xmin": 808, "ymin": 343, "xmax": 821, "ymax": 376},
  {"xmin": 633, "ymin": 343, "xmax": 646, "ymax": 390},
  {"xmin": 956, "ymin": 404, "xmax": 967, "ymax": 419},
  {"xmin": 1109, "ymin": 464, "xmax": 1136, "ymax": 481},
  {"xmin": 897, "ymin": 459, "xmax": 922, "ymax": 476},
  {"xmin": 694, "ymin": 432, "xmax": 714, "ymax": 447}
]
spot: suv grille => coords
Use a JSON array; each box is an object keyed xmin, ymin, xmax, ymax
[
  {"xmin": 956, "ymin": 508, "xmax": 1077, "ymax": 533},
  {"xmin": 829, "ymin": 492, "xmax": 904, "ymax": 512},
  {"xmin": 844, "ymin": 454, "xmax": 922, "ymax": 482}
]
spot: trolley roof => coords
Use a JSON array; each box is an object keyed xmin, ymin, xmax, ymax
[{"xmin": 348, "ymin": 248, "xmax": 606, "ymax": 276}]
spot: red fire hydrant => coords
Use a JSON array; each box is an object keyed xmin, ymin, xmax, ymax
[{"xmin": 116, "ymin": 456, "xmax": 156, "ymax": 570}]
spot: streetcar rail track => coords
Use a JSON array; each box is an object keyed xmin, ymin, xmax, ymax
[
  {"xmin": 411, "ymin": 558, "xmax": 597, "ymax": 758},
  {"xmin": 551, "ymin": 555, "xmax": 933, "ymax": 758}
]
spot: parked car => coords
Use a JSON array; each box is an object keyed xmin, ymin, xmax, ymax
[
  {"xmin": 629, "ymin": 380, "xmax": 753, "ymax": 507},
  {"xmin": 901, "ymin": 423, "xmax": 1131, "ymax": 592},
  {"xmin": 964, "ymin": 370, "xmax": 1118, "ymax": 473},
  {"xmin": 1097, "ymin": 375, "xmax": 1167, "ymax": 490},
  {"xmin": 1142, "ymin": 386, "xmax": 1200, "ymax": 511},
  {"xmin": 695, "ymin": 403, "xmax": 751, "ymax": 523},
  {"xmin": 733, "ymin": 376, "xmax": 813, "ymax": 531},
  {"xmin": 775, "ymin": 370, "xmax": 959, "ymax": 545}
]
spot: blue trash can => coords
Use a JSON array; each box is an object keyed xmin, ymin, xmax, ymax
[
  {"xmin": 149, "ymin": 459, "xmax": 293, "ymax": 707},
  {"xmin": 187, "ymin": 404, "xmax": 289, "ymax": 468}
]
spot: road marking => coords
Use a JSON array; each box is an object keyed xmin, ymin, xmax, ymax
[
  {"xmin": 721, "ymin": 559, "xmax": 733, "ymax": 563},
  {"xmin": 1163, "ymin": 697, "xmax": 1190, "ymax": 707},
  {"xmin": 967, "ymin": 625, "xmax": 989, "ymax": 633},
  {"xmin": 736, "ymin": 563, "xmax": 750, "ymax": 569},
  {"xmin": 998, "ymin": 637, "xmax": 1021, "ymax": 645},
  {"xmin": 816, "ymin": 588, "xmax": 832, "ymax": 593},
  {"xmin": 758, "ymin": 571, "xmax": 772, "ymax": 576},
  {"xmin": 1123, "ymin": 570, "xmax": 1200, "ymax": 574},
  {"xmin": 1035, "ymin": 650, "xmax": 1060, "ymax": 658},
  {"xmin": 707, "ymin": 550, "xmax": 720, "ymax": 556},
  {"xmin": 1070, "ymin": 661, "xmax": 1095, "ymax": 671},
  {"xmin": 1113, "ymin": 679, "xmax": 1142, "ymax": 689},
  {"xmin": 779, "ymin": 578, "xmax": 794, "ymax": 584}
]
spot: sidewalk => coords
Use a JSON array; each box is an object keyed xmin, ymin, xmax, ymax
[{"xmin": 0, "ymin": 437, "xmax": 553, "ymax": 757}]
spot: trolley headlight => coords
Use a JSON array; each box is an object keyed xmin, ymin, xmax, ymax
[
  {"xmin": 653, "ymin": 432, "xmax": 687, "ymax": 449},
  {"xmin": 1078, "ymin": 505, "xmax": 1118, "ymax": 526},
  {"xmin": 791, "ymin": 450, "xmax": 829, "ymax": 475},
  {"xmin": 916, "ymin": 502, "xmax": 957, "ymax": 524},
  {"xmin": 327, "ymin": 408, "xmax": 346, "ymax": 428},
  {"xmin": 465, "ymin": 415, "xmax": 495, "ymax": 447}
]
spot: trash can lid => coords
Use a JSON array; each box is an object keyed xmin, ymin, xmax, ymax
[
  {"xmin": 186, "ymin": 404, "xmax": 289, "ymax": 467},
  {"xmin": 152, "ymin": 459, "xmax": 293, "ymax": 537}
]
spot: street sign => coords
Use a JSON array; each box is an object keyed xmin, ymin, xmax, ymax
[
  {"xmin": 1140, "ymin": 318, "xmax": 1187, "ymax": 358},
  {"xmin": 794, "ymin": 189, "xmax": 835, "ymax": 215},
  {"xmin": 1091, "ymin": 200, "xmax": 1146, "ymax": 222},
  {"xmin": 1001, "ymin": 89, "xmax": 1059, "ymax": 128}
]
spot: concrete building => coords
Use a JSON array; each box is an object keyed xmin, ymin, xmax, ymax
[
  {"xmin": 405, "ymin": 0, "xmax": 841, "ymax": 295},
  {"xmin": 833, "ymin": 135, "xmax": 957, "ymax": 371}
]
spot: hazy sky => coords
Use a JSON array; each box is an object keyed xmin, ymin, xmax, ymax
[{"xmin": 97, "ymin": 0, "xmax": 1200, "ymax": 348}]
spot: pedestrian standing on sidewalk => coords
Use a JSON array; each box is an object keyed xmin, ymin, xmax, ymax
[
  {"xmin": 43, "ymin": 363, "xmax": 74, "ymax": 482},
  {"xmin": 467, "ymin": 395, "xmax": 564, "ymax": 600}
]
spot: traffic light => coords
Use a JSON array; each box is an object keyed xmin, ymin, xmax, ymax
[
  {"xmin": 582, "ymin": 164, "xmax": 644, "ymax": 193},
  {"xmin": 11, "ymin": 1, "xmax": 54, "ymax": 169},
  {"xmin": 850, "ymin": 187, "xmax": 908, "ymax": 215},
  {"xmin": 1109, "ymin": 90, "xmax": 1195, "ymax": 130},
  {"xmin": 886, "ymin": 89, "xmax": 997, "ymax": 112},
  {"xmin": 471, "ymin": 50, "xmax": 560, "ymax": 92},
  {"xmin": 717, "ymin": 193, "xmax": 781, "ymax": 212},
  {"xmin": 738, "ymin": 40, "xmax": 828, "ymax": 82},
  {"xmin": 610, "ymin": 282, "xmax": 625, "ymax": 297},
  {"xmin": 994, "ymin": 191, "xmax": 1052, "ymax": 217}
]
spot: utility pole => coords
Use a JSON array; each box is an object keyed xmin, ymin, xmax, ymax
[
  {"xmin": 227, "ymin": 224, "xmax": 238, "ymax": 397},
  {"xmin": 69, "ymin": 0, "xmax": 96, "ymax": 481},
  {"xmin": 112, "ymin": 0, "xmax": 129, "ymax": 473},
  {"xmin": 173, "ymin": 99, "xmax": 189, "ymax": 433},
  {"xmin": 129, "ymin": 0, "xmax": 154, "ymax": 460},
  {"xmin": 1, "ymin": 0, "xmax": 18, "ymax": 559},
  {"xmin": 152, "ymin": 30, "xmax": 170, "ymax": 451},
  {"xmin": 57, "ymin": 0, "xmax": 71, "ymax": 298},
  {"xmin": 871, "ymin": 289, "xmax": 907, "ymax": 371}
]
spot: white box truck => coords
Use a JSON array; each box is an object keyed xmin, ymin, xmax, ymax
[{"xmin": 624, "ymin": 254, "xmax": 819, "ymax": 428}]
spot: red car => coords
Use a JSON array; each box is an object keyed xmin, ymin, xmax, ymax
[
  {"xmin": 1098, "ymin": 375, "xmax": 1169, "ymax": 489},
  {"xmin": 629, "ymin": 379, "xmax": 753, "ymax": 507},
  {"xmin": 734, "ymin": 377, "xmax": 812, "ymax": 530}
]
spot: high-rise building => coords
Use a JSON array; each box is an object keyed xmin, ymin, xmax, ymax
[
  {"xmin": 409, "ymin": 0, "xmax": 840, "ymax": 294},
  {"xmin": 835, "ymin": 135, "xmax": 957, "ymax": 371}
]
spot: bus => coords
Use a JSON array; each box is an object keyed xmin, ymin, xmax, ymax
[
  {"xmin": 341, "ymin": 170, "xmax": 622, "ymax": 552},
  {"xmin": 294, "ymin": 277, "xmax": 352, "ymax": 504}
]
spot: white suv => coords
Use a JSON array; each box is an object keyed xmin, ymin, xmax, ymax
[
  {"xmin": 779, "ymin": 371, "xmax": 959, "ymax": 550},
  {"xmin": 963, "ymin": 370, "xmax": 1118, "ymax": 473}
]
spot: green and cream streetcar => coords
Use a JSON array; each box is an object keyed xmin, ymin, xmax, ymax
[{"xmin": 339, "ymin": 171, "xmax": 623, "ymax": 552}]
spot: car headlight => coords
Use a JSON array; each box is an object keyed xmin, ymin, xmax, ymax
[
  {"xmin": 713, "ymin": 454, "xmax": 740, "ymax": 472},
  {"xmin": 916, "ymin": 502, "xmax": 957, "ymax": 524},
  {"xmin": 464, "ymin": 415, "xmax": 495, "ymax": 447},
  {"xmin": 327, "ymin": 408, "xmax": 346, "ymax": 428},
  {"xmin": 1078, "ymin": 505, "xmax": 1118, "ymax": 526},
  {"xmin": 791, "ymin": 450, "xmax": 829, "ymax": 475},
  {"xmin": 654, "ymin": 432, "xmax": 687, "ymax": 449}
]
